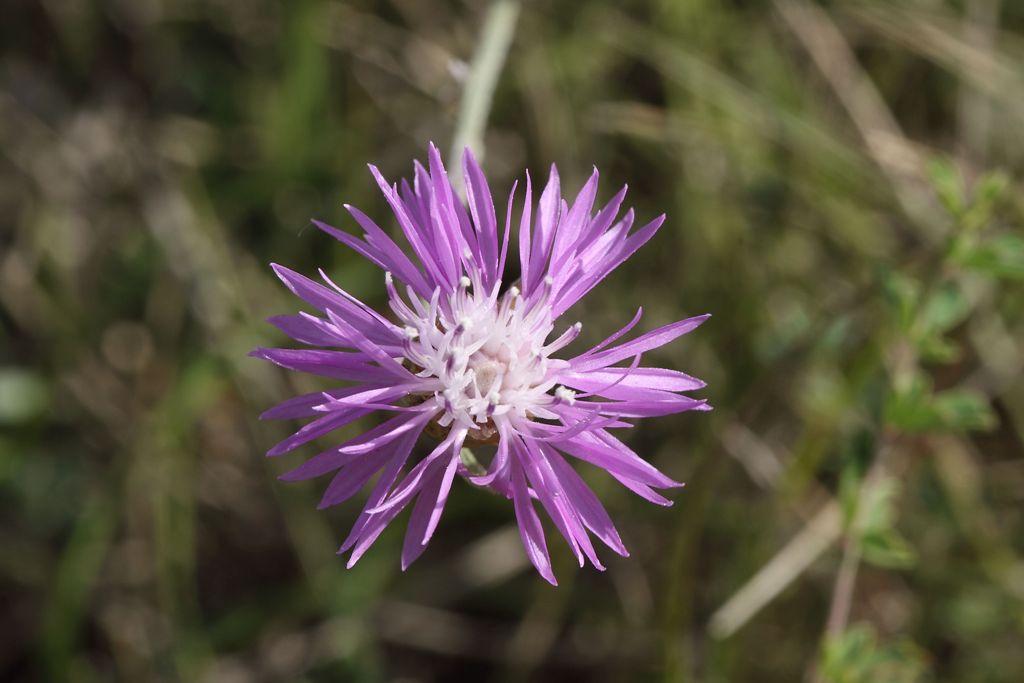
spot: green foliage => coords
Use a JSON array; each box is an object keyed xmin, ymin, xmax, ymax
[
  {"xmin": 2, "ymin": 1, "xmax": 1022, "ymax": 682},
  {"xmin": 821, "ymin": 624, "xmax": 928, "ymax": 683},
  {"xmin": 956, "ymin": 234, "xmax": 1024, "ymax": 280},
  {"xmin": 935, "ymin": 162, "xmax": 1022, "ymax": 281},
  {"xmin": 839, "ymin": 470, "xmax": 915, "ymax": 570},
  {"xmin": 928, "ymin": 159, "xmax": 1009, "ymax": 233},
  {"xmin": 927, "ymin": 157, "xmax": 966, "ymax": 220},
  {"xmin": 964, "ymin": 172, "xmax": 1011, "ymax": 234},
  {"xmin": 881, "ymin": 269, "xmax": 921, "ymax": 334},
  {"xmin": 858, "ymin": 478, "xmax": 916, "ymax": 570},
  {"xmin": 885, "ymin": 375, "xmax": 997, "ymax": 434},
  {"xmin": 914, "ymin": 282, "xmax": 969, "ymax": 365},
  {"xmin": 917, "ymin": 283, "xmax": 969, "ymax": 340},
  {"xmin": 879, "ymin": 160, "xmax": 1008, "ymax": 433}
]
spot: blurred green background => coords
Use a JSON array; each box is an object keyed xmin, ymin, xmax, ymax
[{"xmin": 2, "ymin": 0, "xmax": 1023, "ymax": 681}]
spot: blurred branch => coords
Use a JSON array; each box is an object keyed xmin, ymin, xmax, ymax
[
  {"xmin": 822, "ymin": 440, "xmax": 894, "ymax": 640},
  {"xmin": 958, "ymin": 0, "xmax": 1002, "ymax": 168},
  {"xmin": 405, "ymin": 525, "xmax": 530, "ymax": 604},
  {"xmin": 452, "ymin": 525, "xmax": 529, "ymax": 588},
  {"xmin": 373, "ymin": 599, "xmax": 503, "ymax": 659},
  {"xmin": 842, "ymin": 3, "xmax": 1024, "ymax": 127},
  {"xmin": 449, "ymin": 0, "xmax": 521, "ymax": 191},
  {"xmin": 966, "ymin": 310, "xmax": 1024, "ymax": 396},
  {"xmin": 709, "ymin": 501, "xmax": 841, "ymax": 639},
  {"xmin": 38, "ymin": 488, "xmax": 118, "ymax": 680},
  {"xmin": 721, "ymin": 423, "xmax": 785, "ymax": 490},
  {"xmin": 501, "ymin": 573, "xmax": 574, "ymax": 682},
  {"xmin": 711, "ymin": 424, "xmax": 845, "ymax": 639},
  {"xmin": 372, "ymin": 598, "xmax": 598, "ymax": 667},
  {"xmin": 606, "ymin": 18, "xmax": 872, "ymax": 185},
  {"xmin": 773, "ymin": 0, "xmax": 941, "ymax": 241}
]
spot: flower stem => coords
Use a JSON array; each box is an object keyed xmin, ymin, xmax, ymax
[
  {"xmin": 449, "ymin": 0, "xmax": 521, "ymax": 192},
  {"xmin": 459, "ymin": 447, "xmax": 488, "ymax": 476}
]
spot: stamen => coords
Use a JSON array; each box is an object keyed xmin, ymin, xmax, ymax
[
  {"xmin": 383, "ymin": 270, "xmax": 419, "ymax": 322},
  {"xmin": 393, "ymin": 263, "xmax": 561, "ymax": 431},
  {"xmin": 545, "ymin": 321, "xmax": 583, "ymax": 354}
]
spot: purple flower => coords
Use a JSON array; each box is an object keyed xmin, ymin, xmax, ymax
[{"xmin": 254, "ymin": 144, "xmax": 709, "ymax": 584}]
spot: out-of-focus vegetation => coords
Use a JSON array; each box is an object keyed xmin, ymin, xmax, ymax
[{"xmin": 2, "ymin": 0, "xmax": 1023, "ymax": 681}]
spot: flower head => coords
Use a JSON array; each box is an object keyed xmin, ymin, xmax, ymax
[{"xmin": 254, "ymin": 144, "xmax": 709, "ymax": 584}]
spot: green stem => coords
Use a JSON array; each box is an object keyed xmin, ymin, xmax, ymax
[
  {"xmin": 449, "ymin": 0, "xmax": 521, "ymax": 193},
  {"xmin": 459, "ymin": 447, "xmax": 488, "ymax": 476}
]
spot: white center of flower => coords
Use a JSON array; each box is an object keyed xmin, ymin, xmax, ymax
[{"xmin": 386, "ymin": 273, "xmax": 580, "ymax": 435}]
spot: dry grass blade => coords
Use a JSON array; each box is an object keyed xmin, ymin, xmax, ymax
[
  {"xmin": 773, "ymin": 0, "xmax": 940, "ymax": 239},
  {"xmin": 709, "ymin": 502, "xmax": 841, "ymax": 639}
]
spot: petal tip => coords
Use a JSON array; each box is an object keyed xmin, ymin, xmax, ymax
[{"xmin": 542, "ymin": 572, "xmax": 559, "ymax": 586}]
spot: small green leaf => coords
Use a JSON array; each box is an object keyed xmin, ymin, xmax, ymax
[
  {"xmin": 933, "ymin": 389, "xmax": 997, "ymax": 432},
  {"xmin": 915, "ymin": 334, "xmax": 960, "ymax": 365},
  {"xmin": 821, "ymin": 624, "xmax": 928, "ymax": 683},
  {"xmin": 973, "ymin": 170, "xmax": 1009, "ymax": 208},
  {"xmin": 885, "ymin": 377, "xmax": 996, "ymax": 433},
  {"xmin": 860, "ymin": 477, "xmax": 898, "ymax": 537},
  {"xmin": 917, "ymin": 282, "xmax": 968, "ymax": 336},
  {"xmin": 962, "ymin": 170, "xmax": 1009, "ymax": 232},
  {"xmin": 957, "ymin": 234, "xmax": 1024, "ymax": 279},
  {"xmin": 862, "ymin": 528, "xmax": 916, "ymax": 569},
  {"xmin": 926, "ymin": 157, "xmax": 964, "ymax": 217},
  {"xmin": 880, "ymin": 270, "xmax": 919, "ymax": 332},
  {"xmin": 884, "ymin": 375, "xmax": 936, "ymax": 432},
  {"xmin": 843, "ymin": 476, "xmax": 917, "ymax": 569},
  {"xmin": 911, "ymin": 283, "xmax": 968, "ymax": 365}
]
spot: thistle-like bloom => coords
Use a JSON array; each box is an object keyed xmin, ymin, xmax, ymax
[{"xmin": 254, "ymin": 144, "xmax": 709, "ymax": 584}]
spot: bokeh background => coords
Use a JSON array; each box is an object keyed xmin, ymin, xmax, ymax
[{"xmin": 3, "ymin": 0, "xmax": 1024, "ymax": 681}]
